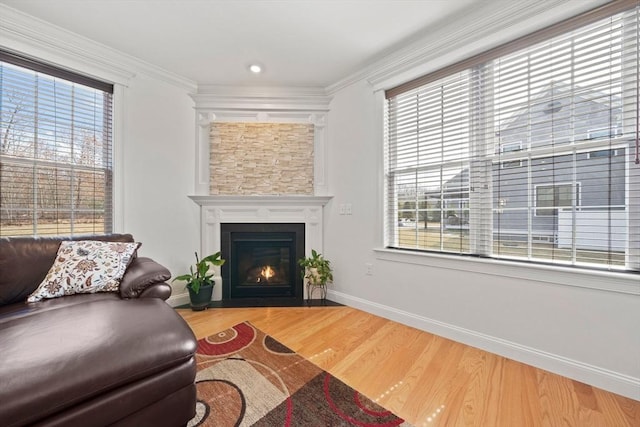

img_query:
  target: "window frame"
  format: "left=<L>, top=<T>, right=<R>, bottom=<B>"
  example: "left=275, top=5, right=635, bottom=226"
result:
left=499, top=141, right=524, bottom=169
left=0, top=50, right=115, bottom=237
left=382, top=0, right=640, bottom=275
left=533, top=182, right=582, bottom=217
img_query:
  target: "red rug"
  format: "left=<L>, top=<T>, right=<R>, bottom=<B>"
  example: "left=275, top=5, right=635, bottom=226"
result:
left=188, top=321, right=411, bottom=426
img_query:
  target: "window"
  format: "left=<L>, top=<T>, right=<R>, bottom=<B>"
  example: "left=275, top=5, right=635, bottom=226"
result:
left=385, top=2, right=640, bottom=272
left=587, top=148, right=619, bottom=158
left=535, top=183, right=580, bottom=217
left=0, top=51, right=114, bottom=237
left=500, top=142, right=523, bottom=153
left=587, top=127, right=622, bottom=139
left=500, top=142, right=523, bottom=168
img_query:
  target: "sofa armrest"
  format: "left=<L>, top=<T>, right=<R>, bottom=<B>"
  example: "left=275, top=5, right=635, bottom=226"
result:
left=138, top=283, right=172, bottom=300
left=120, top=257, right=171, bottom=300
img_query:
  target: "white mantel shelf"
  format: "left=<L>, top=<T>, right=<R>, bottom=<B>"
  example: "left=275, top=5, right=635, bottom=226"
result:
left=189, top=195, right=332, bottom=207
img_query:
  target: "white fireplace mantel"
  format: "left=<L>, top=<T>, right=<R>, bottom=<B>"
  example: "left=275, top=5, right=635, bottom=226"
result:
left=189, top=195, right=332, bottom=300
left=189, top=195, right=332, bottom=208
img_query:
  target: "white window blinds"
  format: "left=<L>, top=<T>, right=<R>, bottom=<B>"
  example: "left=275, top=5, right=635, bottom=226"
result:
left=0, top=51, right=114, bottom=237
left=385, top=1, right=640, bottom=272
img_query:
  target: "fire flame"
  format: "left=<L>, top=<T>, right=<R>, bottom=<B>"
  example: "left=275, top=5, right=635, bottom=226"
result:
left=261, top=266, right=275, bottom=280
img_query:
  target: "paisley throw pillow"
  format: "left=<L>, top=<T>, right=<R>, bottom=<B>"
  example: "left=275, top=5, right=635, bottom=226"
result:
left=27, top=240, right=140, bottom=302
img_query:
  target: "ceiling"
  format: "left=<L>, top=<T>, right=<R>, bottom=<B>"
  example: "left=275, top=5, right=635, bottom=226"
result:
left=0, top=0, right=480, bottom=88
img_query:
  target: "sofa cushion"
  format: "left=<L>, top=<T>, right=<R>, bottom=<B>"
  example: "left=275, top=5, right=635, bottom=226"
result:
left=0, top=234, right=135, bottom=307
left=0, top=297, right=196, bottom=426
left=27, top=240, right=140, bottom=302
left=0, top=292, right=121, bottom=324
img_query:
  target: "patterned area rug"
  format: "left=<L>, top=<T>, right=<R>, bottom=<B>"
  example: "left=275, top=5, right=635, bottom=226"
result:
left=188, top=321, right=411, bottom=426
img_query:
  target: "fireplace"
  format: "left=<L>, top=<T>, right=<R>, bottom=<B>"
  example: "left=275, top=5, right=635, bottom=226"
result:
left=220, top=223, right=304, bottom=301
left=187, top=195, right=331, bottom=306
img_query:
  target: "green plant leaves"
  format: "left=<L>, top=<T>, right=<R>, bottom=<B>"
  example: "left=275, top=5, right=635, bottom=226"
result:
left=172, top=251, right=225, bottom=293
left=298, top=250, right=333, bottom=284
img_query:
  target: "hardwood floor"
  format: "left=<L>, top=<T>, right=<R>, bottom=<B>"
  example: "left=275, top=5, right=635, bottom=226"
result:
left=177, top=305, right=639, bottom=426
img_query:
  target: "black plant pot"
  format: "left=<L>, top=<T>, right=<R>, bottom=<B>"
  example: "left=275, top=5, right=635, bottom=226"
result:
left=188, top=283, right=214, bottom=311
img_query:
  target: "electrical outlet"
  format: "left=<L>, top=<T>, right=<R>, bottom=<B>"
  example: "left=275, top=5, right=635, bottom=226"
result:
left=365, top=263, right=373, bottom=275
left=339, top=204, right=345, bottom=215
left=345, top=204, right=352, bottom=215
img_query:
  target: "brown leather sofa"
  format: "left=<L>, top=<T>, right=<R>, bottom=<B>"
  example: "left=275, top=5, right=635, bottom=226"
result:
left=0, top=234, right=197, bottom=427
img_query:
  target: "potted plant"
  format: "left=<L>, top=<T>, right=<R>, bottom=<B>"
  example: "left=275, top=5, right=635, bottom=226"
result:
left=298, top=249, right=333, bottom=287
left=173, top=251, right=225, bottom=311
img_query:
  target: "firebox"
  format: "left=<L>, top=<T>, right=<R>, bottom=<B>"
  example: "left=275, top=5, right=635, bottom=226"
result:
left=220, top=223, right=304, bottom=300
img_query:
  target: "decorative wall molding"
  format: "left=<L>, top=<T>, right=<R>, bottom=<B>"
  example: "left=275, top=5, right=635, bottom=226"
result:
left=191, top=85, right=332, bottom=111
left=0, top=3, right=197, bottom=90
left=198, top=85, right=328, bottom=96
left=191, top=86, right=332, bottom=196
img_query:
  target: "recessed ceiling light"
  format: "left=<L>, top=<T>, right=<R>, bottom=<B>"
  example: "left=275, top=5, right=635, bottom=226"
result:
left=249, top=64, right=262, bottom=73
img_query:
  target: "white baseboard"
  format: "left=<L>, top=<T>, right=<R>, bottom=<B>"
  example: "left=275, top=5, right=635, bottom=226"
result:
left=327, top=289, right=640, bottom=401
left=167, top=291, right=190, bottom=307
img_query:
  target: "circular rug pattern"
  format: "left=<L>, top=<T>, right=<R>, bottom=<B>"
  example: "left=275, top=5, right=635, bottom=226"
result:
left=196, top=322, right=256, bottom=357
left=189, top=322, right=410, bottom=427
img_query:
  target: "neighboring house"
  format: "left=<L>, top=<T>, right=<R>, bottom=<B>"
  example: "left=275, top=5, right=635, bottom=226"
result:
left=444, top=82, right=629, bottom=251
left=441, top=168, right=469, bottom=227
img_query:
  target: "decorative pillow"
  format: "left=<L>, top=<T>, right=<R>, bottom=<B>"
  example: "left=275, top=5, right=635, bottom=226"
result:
left=27, top=240, right=141, bottom=303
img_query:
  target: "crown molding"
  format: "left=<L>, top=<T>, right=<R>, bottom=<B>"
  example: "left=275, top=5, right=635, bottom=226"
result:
left=0, top=4, right=196, bottom=91
left=325, top=0, right=608, bottom=94
left=197, top=84, right=328, bottom=97
left=191, top=85, right=332, bottom=112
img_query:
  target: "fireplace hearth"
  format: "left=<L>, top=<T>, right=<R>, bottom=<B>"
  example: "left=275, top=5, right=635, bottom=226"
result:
left=220, top=223, right=304, bottom=301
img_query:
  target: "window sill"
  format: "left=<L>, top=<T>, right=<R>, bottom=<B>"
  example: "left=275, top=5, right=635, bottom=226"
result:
left=374, top=248, right=640, bottom=295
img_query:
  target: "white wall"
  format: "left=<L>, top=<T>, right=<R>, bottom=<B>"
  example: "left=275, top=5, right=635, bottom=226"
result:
left=324, top=62, right=640, bottom=402
left=120, top=75, right=200, bottom=299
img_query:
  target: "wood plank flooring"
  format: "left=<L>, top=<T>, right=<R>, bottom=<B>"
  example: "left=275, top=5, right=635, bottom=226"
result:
left=177, top=305, right=639, bottom=427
